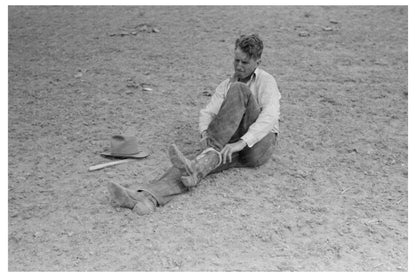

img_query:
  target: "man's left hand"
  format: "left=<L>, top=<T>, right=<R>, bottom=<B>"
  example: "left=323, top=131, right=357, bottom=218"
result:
left=220, top=140, right=247, bottom=164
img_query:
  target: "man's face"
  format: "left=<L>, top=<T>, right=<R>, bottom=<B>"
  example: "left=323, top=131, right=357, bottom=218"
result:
left=233, top=47, right=260, bottom=80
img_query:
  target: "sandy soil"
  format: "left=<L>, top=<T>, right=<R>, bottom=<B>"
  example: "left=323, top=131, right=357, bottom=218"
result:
left=8, top=6, right=407, bottom=271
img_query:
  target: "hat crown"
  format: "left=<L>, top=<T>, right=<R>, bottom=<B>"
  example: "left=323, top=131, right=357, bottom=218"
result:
left=110, top=135, right=139, bottom=155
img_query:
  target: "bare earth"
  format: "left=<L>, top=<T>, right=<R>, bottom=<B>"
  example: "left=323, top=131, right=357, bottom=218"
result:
left=8, top=6, right=408, bottom=271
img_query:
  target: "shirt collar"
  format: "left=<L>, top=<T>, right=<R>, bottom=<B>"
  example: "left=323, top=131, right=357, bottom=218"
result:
left=252, top=67, right=259, bottom=80
left=246, top=67, right=259, bottom=85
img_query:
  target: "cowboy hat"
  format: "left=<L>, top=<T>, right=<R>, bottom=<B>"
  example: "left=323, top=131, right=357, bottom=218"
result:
left=100, top=135, right=150, bottom=158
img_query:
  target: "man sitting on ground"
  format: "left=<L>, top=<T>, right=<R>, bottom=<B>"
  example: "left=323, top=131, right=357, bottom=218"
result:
left=107, top=33, right=281, bottom=215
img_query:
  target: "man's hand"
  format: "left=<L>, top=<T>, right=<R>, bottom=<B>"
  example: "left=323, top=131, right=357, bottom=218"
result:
left=220, top=140, right=247, bottom=164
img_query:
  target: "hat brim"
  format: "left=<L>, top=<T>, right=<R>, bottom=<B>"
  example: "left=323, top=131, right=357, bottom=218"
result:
left=100, top=150, right=150, bottom=159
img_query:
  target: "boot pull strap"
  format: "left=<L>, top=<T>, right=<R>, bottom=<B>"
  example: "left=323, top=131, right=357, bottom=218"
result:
left=200, top=147, right=222, bottom=168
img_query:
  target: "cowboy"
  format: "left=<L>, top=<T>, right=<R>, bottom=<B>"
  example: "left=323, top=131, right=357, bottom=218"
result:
left=107, top=34, right=281, bottom=215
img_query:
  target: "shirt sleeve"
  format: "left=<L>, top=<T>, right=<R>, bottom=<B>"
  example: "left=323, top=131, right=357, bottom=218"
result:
left=240, top=75, right=281, bottom=147
left=199, top=79, right=229, bottom=133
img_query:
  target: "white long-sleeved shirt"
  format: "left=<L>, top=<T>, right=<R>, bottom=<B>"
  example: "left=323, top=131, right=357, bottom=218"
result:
left=199, top=67, right=281, bottom=148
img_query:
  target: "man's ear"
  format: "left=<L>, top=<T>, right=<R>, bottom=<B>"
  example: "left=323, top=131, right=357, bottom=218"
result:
left=256, top=59, right=262, bottom=66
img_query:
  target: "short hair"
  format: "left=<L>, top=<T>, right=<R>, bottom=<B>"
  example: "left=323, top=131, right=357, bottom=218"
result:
left=235, top=34, right=263, bottom=60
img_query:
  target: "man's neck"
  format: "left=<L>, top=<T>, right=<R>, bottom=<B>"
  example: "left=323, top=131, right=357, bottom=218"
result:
left=238, top=69, right=256, bottom=83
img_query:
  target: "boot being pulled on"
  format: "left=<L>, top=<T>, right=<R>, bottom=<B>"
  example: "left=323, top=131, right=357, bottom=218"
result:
left=107, top=182, right=157, bottom=215
left=168, top=144, right=222, bottom=187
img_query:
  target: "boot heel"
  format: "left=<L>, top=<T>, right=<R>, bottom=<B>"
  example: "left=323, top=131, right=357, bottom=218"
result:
left=181, top=175, right=198, bottom=187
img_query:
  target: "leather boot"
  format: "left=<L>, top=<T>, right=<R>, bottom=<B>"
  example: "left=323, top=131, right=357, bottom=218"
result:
left=107, top=182, right=157, bottom=215
left=168, top=144, right=222, bottom=187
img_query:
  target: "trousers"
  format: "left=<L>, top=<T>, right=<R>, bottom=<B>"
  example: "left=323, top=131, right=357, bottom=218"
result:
left=138, top=82, right=277, bottom=205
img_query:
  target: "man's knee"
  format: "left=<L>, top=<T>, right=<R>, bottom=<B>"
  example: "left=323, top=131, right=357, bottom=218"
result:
left=227, top=82, right=251, bottom=98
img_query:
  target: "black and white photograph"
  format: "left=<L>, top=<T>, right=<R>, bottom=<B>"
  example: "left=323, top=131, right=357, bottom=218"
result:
left=6, top=3, right=410, bottom=272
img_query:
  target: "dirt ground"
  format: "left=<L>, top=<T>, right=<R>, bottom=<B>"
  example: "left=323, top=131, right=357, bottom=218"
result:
left=8, top=6, right=408, bottom=271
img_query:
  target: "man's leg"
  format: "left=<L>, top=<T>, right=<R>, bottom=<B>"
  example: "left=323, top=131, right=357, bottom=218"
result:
left=203, top=82, right=263, bottom=173
left=107, top=166, right=190, bottom=214
left=135, top=166, right=190, bottom=206
left=206, top=82, right=261, bottom=150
